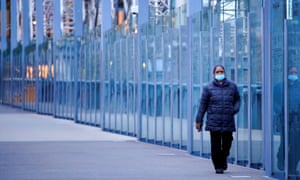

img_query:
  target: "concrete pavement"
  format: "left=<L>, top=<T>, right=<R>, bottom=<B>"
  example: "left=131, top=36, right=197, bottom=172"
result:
left=0, top=105, right=275, bottom=180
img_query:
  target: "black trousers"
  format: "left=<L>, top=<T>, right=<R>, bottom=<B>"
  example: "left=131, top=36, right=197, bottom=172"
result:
left=210, top=131, right=233, bottom=170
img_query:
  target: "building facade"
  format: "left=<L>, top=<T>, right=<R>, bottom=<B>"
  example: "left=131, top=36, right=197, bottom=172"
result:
left=1, top=0, right=300, bottom=179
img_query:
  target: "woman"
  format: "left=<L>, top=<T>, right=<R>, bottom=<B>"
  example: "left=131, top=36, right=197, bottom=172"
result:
left=195, top=65, right=241, bottom=174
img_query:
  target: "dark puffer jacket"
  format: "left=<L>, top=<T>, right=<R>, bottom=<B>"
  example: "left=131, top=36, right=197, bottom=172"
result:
left=196, top=78, right=241, bottom=132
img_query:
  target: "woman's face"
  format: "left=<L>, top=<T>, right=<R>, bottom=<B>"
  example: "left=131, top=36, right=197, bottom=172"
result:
left=214, top=66, right=225, bottom=81
left=214, top=66, right=225, bottom=76
left=288, top=67, right=298, bottom=81
left=289, top=67, right=297, bottom=76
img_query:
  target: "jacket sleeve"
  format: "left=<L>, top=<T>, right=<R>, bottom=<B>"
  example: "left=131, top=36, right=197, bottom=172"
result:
left=273, top=83, right=283, bottom=115
left=196, top=86, right=210, bottom=123
left=273, top=83, right=284, bottom=131
left=233, top=84, right=241, bottom=114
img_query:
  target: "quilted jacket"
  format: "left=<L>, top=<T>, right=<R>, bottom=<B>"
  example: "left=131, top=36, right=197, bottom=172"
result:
left=196, top=78, right=241, bottom=132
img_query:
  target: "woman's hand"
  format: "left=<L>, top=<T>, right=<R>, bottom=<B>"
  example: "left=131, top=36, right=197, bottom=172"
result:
left=195, top=122, right=203, bottom=132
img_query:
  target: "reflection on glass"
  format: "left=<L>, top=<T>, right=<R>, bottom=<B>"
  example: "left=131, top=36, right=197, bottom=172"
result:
left=287, top=66, right=300, bottom=176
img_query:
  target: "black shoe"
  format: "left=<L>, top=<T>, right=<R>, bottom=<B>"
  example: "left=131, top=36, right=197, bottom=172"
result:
left=215, top=169, right=224, bottom=174
left=223, top=162, right=228, bottom=171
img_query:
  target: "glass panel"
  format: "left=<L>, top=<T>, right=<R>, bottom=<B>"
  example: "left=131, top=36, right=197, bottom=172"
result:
left=86, top=39, right=92, bottom=123
left=271, top=0, right=285, bottom=176
left=91, top=39, right=97, bottom=125
left=103, top=31, right=112, bottom=130
left=114, top=40, right=122, bottom=132
left=223, top=21, right=236, bottom=164
left=140, top=24, right=148, bottom=141
left=249, top=4, right=263, bottom=169
left=66, top=81, right=74, bottom=118
left=201, top=6, right=212, bottom=157
left=120, top=38, right=127, bottom=134
left=24, top=47, right=36, bottom=110
left=172, top=85, right=180, bottom=147
left=286, top=20, right=300, bottom=178
left=191, top=12, right=201, bottom=155
left=163, top=84, right=172, bottom=145
left=171, top=28, right=180, bottom=148
left=223, top=22, right=235, bottom=81
left=48, top=43, right=54, bottom=114
left=163, top=31, right=172, bottom=145
left=69, top=44, right=75, bottom=119
left=54, top=40, right=61, bottom=117
left=236, top=16, right=249, bottom=166
left=111, top=39, right=118, bottom=131
left=147, top=34, right=155, bottom=142
left=78, top=38, right=85, bottom=123
left=155, top=34, right=163, bottom=144
left=150, top=49, right=156, bottom=141
left=180, top=25, right=188, bottom=149
left=95, top=38, right=102, bottom=126
left=106, top=31, right=118, bottom=131
left=54, top=39, right=75, bottom=119
left=212, top=4, right=221, bottom=66
left=12, top=48, right=22, bottom=108
left=85, top=38, right=92, bottom=124
left=127, top=35, right=138, bottom=136
left=37, top=41, right=54, bottom=114
left=77, top=34, right=101, bottom=125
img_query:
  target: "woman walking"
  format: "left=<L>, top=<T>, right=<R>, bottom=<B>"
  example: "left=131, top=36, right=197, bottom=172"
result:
left=195, top=65, right=241, bottom=174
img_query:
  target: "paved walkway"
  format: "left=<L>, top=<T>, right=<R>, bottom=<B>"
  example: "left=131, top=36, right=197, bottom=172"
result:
left=0, top=105, right=275, bottom=180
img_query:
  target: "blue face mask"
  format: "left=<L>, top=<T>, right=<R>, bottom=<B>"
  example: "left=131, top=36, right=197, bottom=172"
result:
left=215, top=74, right=225, bottom=81
left=288, top=75, right=298, bottom=81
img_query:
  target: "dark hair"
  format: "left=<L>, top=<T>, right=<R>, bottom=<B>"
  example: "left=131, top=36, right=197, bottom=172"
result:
left=213, top=65, right=225, bottom=73
left=288, top=65, right=297, bottom=71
